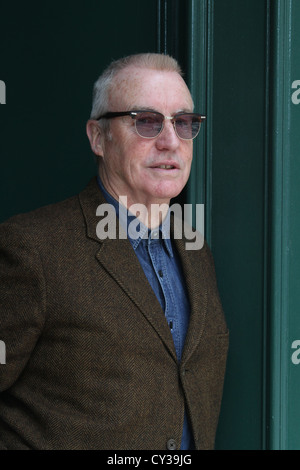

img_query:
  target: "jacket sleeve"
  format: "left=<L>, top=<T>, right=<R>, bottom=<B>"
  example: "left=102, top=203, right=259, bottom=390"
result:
left=0, top=221, right=46, bottom=391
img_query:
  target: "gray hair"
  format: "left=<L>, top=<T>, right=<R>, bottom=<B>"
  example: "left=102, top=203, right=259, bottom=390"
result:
left=90, top=53, right=183, bottom=122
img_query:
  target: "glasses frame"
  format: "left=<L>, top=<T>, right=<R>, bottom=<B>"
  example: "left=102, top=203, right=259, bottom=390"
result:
left=96, top=110, right=206, bottom=140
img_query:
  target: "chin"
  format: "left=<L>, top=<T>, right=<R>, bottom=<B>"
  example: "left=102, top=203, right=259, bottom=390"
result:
left=152, top=185, right=185, bottom=202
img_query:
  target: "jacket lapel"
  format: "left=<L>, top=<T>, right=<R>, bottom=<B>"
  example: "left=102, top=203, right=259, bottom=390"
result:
left=173, top=227, right=208, bottom=366
left=79, top=178, right=177, bottom=362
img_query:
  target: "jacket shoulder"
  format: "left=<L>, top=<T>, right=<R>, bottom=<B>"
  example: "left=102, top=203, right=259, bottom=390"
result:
left=2, top=194, right=80, bottom=229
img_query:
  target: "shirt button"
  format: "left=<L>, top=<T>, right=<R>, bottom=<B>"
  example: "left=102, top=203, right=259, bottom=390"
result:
left=158, top=270, right=163, bottom=277
left=167, top=438, right=177, bottom=450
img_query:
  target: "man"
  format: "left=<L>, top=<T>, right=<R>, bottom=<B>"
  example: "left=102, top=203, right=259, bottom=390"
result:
left=0, top=53, right=228, bottom=450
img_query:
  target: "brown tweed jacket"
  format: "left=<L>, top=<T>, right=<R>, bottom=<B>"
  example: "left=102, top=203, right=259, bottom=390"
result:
left=0, top=177, right=228, bottom=450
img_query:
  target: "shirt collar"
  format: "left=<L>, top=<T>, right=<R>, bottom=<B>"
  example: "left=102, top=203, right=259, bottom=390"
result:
left=97, top=176, right=173, bottom=257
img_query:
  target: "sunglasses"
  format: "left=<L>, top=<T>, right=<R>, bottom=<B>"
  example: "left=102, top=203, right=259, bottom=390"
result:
left=96, top=110, right=206, bottom=140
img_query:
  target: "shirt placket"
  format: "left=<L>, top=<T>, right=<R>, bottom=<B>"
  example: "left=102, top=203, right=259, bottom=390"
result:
left=147, top=233, right=181, bottom=360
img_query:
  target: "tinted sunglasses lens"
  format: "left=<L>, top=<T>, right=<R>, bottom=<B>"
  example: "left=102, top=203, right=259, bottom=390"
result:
left=135, top=112, right=163, bottom=138
left=174, top=115, right=201, bottom=139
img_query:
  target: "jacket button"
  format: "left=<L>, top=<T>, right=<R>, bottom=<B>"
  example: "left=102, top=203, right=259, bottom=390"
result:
left=167, top=438, right=177, bottom=450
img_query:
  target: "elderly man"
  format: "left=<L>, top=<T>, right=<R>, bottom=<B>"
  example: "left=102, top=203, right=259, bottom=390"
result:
left=0, top=53, right=228, bottom=450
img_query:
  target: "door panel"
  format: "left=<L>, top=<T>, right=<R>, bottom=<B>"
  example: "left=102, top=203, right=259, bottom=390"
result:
left=0, top=1, right=157, bottom=222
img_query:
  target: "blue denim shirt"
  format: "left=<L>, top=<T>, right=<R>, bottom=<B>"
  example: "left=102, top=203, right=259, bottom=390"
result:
left=97, top=177, right=194, bottom=450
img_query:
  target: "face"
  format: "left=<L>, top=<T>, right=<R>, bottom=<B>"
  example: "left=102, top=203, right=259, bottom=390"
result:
left=87, top=66, right=194, bottom=209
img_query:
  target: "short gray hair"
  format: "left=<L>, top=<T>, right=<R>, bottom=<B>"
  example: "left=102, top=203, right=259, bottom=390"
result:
left=90, top=53, right=183, bottom=121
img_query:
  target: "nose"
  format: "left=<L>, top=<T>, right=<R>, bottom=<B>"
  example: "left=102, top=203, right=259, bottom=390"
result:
left=155, top=118, right=180, bottom=151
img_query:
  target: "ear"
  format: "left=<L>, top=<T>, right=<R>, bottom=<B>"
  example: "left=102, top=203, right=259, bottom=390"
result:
left=86, top=120, right=105, bottom=157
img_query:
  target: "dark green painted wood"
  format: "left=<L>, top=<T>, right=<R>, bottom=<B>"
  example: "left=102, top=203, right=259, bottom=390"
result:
left=0, top=0, right=157, bottom=223
left=269, top=0, right=300, bottom=450
left=203, top=0, right=269, bottom=449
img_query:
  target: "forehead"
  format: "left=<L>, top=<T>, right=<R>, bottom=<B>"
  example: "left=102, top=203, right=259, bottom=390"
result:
left=108, top=66, right=194, bottom=112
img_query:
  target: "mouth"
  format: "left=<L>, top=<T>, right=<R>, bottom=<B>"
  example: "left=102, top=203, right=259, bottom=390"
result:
left=156, top=164, right=176, bottom=169
left=149, top=161, right=180, bottom=170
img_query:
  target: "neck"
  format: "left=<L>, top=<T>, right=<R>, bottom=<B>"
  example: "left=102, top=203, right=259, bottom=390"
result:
left=98, top=170, right=170, bottom=229
left=118, top=195, right=169, bottom=229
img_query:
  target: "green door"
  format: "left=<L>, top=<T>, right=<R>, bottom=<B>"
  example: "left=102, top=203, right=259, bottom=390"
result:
left=268, top=0, right=300, bottom=450
left=185, top=0, right=300, bottom=450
